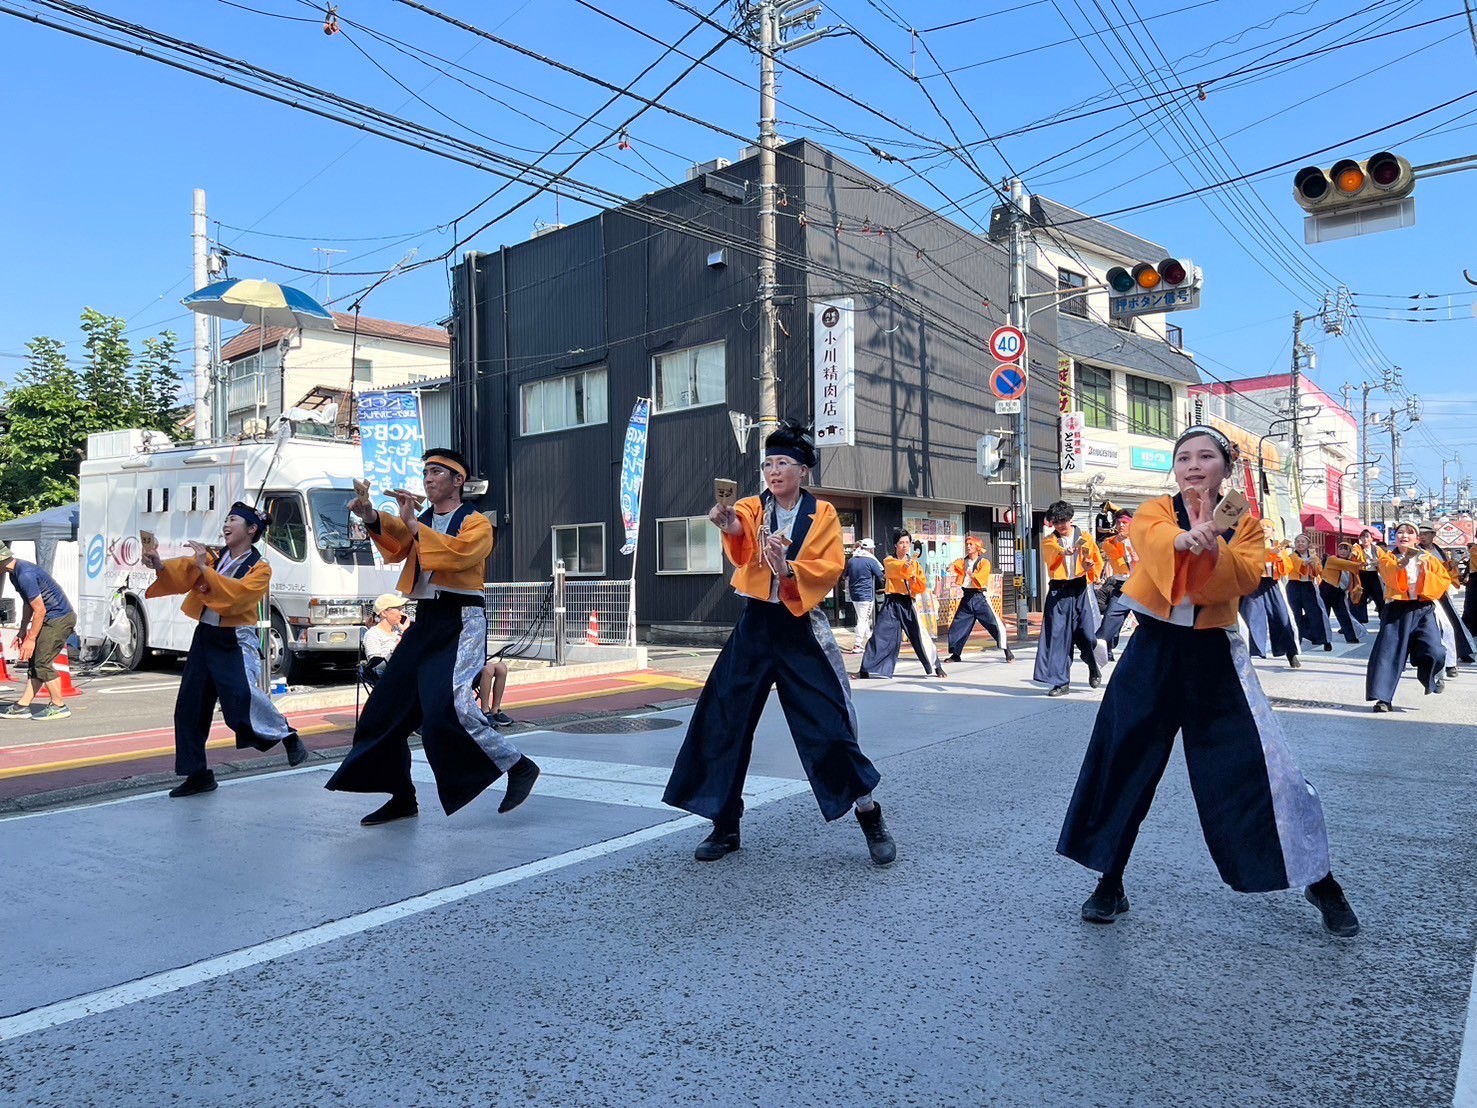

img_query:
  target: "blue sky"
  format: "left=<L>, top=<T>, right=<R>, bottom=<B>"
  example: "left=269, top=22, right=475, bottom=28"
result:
left=3, top=0, right=1474, bottom=503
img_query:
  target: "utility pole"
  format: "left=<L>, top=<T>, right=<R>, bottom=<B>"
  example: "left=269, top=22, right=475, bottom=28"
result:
left=1360, top=383, right=1372, bottom=522
left=1289, top=312, right=1305, bottom=507
left=1388, top=408, right=1401, bottom=516
left=1007, top=177, right=1035, bottom=641
left=192, top=188, right=211, bottom=443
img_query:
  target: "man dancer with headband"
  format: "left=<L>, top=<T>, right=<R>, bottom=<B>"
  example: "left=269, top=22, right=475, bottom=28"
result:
left=142, top=502, right=307, bottom=797
left=328, top=448, right=539, bottom=825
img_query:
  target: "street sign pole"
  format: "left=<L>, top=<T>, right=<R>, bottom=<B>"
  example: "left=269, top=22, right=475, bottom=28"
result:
left=1006, top=178, right=1034, bottom=644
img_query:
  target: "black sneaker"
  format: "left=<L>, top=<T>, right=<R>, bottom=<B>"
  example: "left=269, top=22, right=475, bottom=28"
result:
left=169, top=771, right=218, bottom=798
left=490, top=710, right=514, bottom=726
left=693, top=825, right=740, bottom=862
left=1003, top=648, right=1015, bottom=663
left=361, top=794, right=418, bottom=826
left=284, top=734, right=309, bottom=767
left=1305, top=878, right=1360, bottom=937
left=1323, top=642, right=1334, bottom=652
left=946, top=653, right=962, bottom=663
left=1081, top=876, right=1130, bottom=923
left=932, top=665, right=947, bottom=678
left=1288, top=655, right=1302, bottom=669
left=498, top=755, right=540, bottom=813
left=1089, top=674, right=1102, bottom=689
left=1047, top=685, right=1069, bottom=697
left=1446, top=667, right=1459, bottom=679
left=1372, top=700, right=1392, bottom=713
left=855, top=802, right=896, bottom=866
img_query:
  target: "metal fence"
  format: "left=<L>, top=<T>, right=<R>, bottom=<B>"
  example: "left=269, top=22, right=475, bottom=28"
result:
left=483, top=564, right=634, bottom=664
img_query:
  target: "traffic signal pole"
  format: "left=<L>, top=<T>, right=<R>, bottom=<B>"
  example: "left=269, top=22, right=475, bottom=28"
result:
left=1006, top=178, right=1034, bottom=643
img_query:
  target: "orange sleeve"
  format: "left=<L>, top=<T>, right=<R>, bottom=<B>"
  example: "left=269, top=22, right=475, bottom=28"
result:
left=908, top=561, right=928, bottom=596
left=417, top=510, right=494, bottom=572
left=779, top=501, right=844, bottom=614
left=143, top=555, right=202, bottom=599
left=1042, top=533, right=1066, bottom=575
left=196, top=560, right=272, bottom=618
left=721, top=497, right=762, bottom=568
left=367, top=511, right=415, bottom=565
left=1186, top=514, right=1265, bottom=605
left=1082, top=537, right=1104, bottom=584
left=1128, top=498, right=1189, bottom=606
left=949, top=558, right=966, bottom=585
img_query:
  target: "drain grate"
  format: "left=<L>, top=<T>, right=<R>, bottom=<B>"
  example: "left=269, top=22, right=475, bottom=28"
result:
left=552, top=717, right=684, bottom=734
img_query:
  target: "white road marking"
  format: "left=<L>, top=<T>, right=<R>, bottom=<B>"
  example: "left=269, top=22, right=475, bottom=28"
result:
left=1455, top=957, right=1477, bottom=1106
left=0, top=754, right=813, bottom=1041
left=93, top=681, right=181, bottom=695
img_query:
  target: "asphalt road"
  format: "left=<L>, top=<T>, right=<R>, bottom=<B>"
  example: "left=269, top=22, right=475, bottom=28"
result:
left=1, top=639, right=1474, bottom=1107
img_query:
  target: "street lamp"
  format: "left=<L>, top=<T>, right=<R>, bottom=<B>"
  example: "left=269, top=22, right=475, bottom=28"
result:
left=1340, top=456, right=1383, bottom=536
left=1258, top=408, right=1322, bottom=497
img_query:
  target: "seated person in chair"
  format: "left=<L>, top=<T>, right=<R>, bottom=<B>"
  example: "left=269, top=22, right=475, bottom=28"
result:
left=362, top=593, right=409, bottom=681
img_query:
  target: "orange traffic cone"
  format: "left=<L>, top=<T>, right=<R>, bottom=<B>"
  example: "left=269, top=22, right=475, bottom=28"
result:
left=55, top=645, right=82, bottom=698
left=0, top=650, right=12, bottom=684
left=586, top=611, right=600, bottom=646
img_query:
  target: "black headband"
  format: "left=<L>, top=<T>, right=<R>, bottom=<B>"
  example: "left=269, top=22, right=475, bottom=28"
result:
left=228, top=501, right=268, bottom=533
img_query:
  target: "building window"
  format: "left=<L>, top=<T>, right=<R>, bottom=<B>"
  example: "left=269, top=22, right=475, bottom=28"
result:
left=1126, top=375, right=1174, bottom=440
left=1077, top=365, right=1114, bottom=430
left=656, top=517, right=724, bottom=574
left=353, top=358, right=373, bottom=384
left=553, top=523, right=605, bottom=577
left=1110, top=314, right=1135, bottom=333
left=1165, top=323, right=1183, bottom=350
left=1057, top=268, right=1088, bottom=318
left=653, top=341, right=725, bottom=414
left=521, top=367, right=608, bottom=435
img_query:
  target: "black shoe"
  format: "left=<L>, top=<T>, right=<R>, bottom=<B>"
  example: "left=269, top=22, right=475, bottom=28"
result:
left=284, top=734, right=309, bottom=767
left=1305, top=878, right=1360, bottom=937
left=1324, top=643, right=1334, bottom=652
left=490, top=710, right=514, bottom=726
left=1433, top=677, right=1446, bottom=695
left=1081, top=876, right=1130, bottom=923
left=1288, top=655, right=1302, bottom=669
left=1003, top=648, right=1015, bottom=663
left=1373, top=700, right=1392, bottom=713
left=1047, top=684, right=1069, bottom=697
left=1446, top=666, right=1459, bottom=679
left=1089, top=674, right=1102, bottom=689
left=169, top=771, right=217, bottom=798
left=361, top=794, right=418, bottom=826
left=1105, top=649, right=1115, bottom=662
left=855, top=671, right=869, bottom=680
left=946, top=653, right=962, bottom=664
left=855, top=802, right=896, bottom=866
left=499, top=755, right=540, bottom=813
left=693, top=825, right=740, bottom=862
left=933, top=665, right=947, bottom=678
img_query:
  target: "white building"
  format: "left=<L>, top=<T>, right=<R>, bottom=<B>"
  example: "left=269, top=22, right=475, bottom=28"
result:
left=998, top=195, right=1202, bottom=513
left=219, top=312, right=450, bottom=433
left=1190, top=375, right=1364, bottom=546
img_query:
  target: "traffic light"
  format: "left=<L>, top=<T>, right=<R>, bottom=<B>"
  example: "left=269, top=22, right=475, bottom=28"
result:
left=976, top=430, right=1013, bottom=479
left=1293, top=151, right=1413, bottom=213
left=1106, top=258, right=1198, bottom=296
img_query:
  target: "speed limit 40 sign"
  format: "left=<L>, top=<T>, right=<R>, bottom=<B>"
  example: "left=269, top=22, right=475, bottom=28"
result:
left=989, top=325, right=1026, bottom=364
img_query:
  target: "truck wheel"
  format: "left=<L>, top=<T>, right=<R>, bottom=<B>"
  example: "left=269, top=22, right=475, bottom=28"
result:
left=114, top=601, right=148, bottom=671
left=269, top=612, right=307, bottom=684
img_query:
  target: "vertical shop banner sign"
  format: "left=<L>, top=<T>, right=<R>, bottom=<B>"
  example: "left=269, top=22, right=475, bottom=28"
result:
left=618, top=398, right=650, bottom=556
left=1060, top=411, right=1086, bottom=475
left=1058, top=355, right=1072, bottom=414
left=359, top=391, right=425, bottom=516
left=814, top=298, right=856, bottom=447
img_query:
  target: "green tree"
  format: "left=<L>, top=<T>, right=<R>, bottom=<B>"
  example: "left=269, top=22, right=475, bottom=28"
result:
left=0, top=313, right=185, bottom=519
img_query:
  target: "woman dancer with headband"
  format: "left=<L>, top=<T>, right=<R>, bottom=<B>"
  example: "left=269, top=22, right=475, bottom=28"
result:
left=1058, top=425, right=1359, bottom=938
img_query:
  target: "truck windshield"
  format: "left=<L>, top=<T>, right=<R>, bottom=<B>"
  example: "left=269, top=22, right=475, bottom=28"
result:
left=309, top=488, right=375, bottom=566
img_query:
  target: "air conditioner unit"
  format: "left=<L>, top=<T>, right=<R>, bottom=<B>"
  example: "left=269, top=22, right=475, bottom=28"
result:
left=686, top=157, right=731, bottom=181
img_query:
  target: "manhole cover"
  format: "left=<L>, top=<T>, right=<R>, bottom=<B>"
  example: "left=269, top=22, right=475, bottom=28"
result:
left=552, top=717, right=683, bottom=734
left=1268, top=697, right=1344, bottom=711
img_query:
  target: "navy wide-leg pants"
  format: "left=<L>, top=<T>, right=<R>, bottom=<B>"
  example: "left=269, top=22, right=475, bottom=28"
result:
left=175, top=624, right=297, bottom=777
left=1319, top=582, right=1365, bottom=643
left=947, top=590, right=1005, bottom=656
left=1286, top=580, right=1331, bottom=646
left=1240, top=577, right=1299, bottom=661
left=664, top=599, right=881, bottom=825
left=1366, top=600, right=1444, bottom=704
left=859, top=594, right=938, bottom=678
left=1034, top=578, right=1101, bottom=688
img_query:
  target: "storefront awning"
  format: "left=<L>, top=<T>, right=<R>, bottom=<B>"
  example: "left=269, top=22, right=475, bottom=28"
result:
left=1300, top=506, right=1370, bottom=536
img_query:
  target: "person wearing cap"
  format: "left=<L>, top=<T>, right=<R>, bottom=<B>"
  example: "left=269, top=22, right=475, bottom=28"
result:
left=0, top=542, right=77, bottom=721
left=663, top=420, right=896, bottom=867
left=363, top=593, right=409, bottom=668
left=1240, top=521, right=1301, bottom=670
left=329, top=448, right=539, bottom=826
left=842, top=538, right=884, bottom=654
left=1417, top=524, right=1475, bottom=670
left=1366, top=522, right=1452, bottom=711
left=944, top=535, right=1013, bottom=663
left=1035, top=500, right=1105, bottom=696
left=1095, top=510, right=1137, bottom=661
left=141, top=502, right=307, bottom=797
left=1058, top=425, right=1359, bottom=938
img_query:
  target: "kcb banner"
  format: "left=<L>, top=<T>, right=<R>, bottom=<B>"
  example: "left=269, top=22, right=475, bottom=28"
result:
left=619, top=398, right=650, bottom=556
left=359, top=392, right=426, bottom=516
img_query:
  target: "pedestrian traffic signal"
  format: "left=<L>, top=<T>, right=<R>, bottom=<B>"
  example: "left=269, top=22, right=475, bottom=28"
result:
left=1293, top=151, right=1414, bottom=213
left=1105, top=258, right=1198, bottom=296
left=976, top=429, right=1013, bottom=479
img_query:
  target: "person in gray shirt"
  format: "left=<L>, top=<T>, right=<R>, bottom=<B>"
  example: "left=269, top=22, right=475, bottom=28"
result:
left=842, top=538, right=884, bottom=654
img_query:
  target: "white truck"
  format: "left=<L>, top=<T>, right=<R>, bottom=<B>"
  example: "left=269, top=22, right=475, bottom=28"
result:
left=77, top=428, right=397, bottom=680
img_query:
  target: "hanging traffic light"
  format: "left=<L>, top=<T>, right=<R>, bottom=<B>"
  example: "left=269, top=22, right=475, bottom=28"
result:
left=1293, top=151, right=1414, bottom=213
left=1105, top=258, right=1201, bottom=320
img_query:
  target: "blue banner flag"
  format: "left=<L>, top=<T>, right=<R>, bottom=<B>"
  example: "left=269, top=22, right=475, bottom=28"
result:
left=618, top=398, right=650, bottom=556
left=359, top=391, right=425, bottom=517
